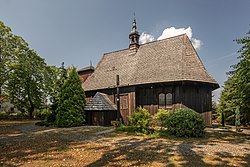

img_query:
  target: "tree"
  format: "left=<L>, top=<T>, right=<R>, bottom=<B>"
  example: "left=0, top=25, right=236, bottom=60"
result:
left=55, top=67, right=86, bottom=127
left=50, top=62, right=67, bottom=111
left=0, top=21, right=54, bottom=119
left=7, top=48, right=50, bottom=118
left=45, top=63, right=67, bottom=123
left=219, top=27, right=250, bottom=125
left=0, top=21, right=24, bottom=98
left=218, top=76, right=239, bottom=125
left=234, top=28, right=250, bottom=125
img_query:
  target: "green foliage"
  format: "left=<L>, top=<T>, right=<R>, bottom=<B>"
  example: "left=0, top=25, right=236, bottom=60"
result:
left=55, top=67, right=86, bottom=127
left=166, top=108, right=205, bottom=137
left=0, top=21, right=18, bottom=97
left=39, top=108, right=52, bottom=120
left=212, top=101, right=219, bottom=121
left=219, top=27, right=250, bottom=125
left=218, top=77, right=239, bottom=125
left=0, top=111, right=29, bottom=120
left=47, top=63, right=67, bottom=123
left=7, top=48, right=49, bottom=118
left=0, top=21, right=54, bottom=119
left=111, top=120, right=122, bottom=127
left=129, top=106, right=150, bottom=133
left=155, top=109, right=171, bottom=129
left=0, top=112, right=9, bottom=119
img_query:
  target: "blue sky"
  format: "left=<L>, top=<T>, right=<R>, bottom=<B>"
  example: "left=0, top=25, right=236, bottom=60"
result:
left=1, top=0, right=250, bottom=102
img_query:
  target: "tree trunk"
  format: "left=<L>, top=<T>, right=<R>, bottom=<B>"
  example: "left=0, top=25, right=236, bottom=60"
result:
left=28, top=97, right=34, bottom=119
left=221, top=112, right=225, bottom=127
left=29, top=110, right=33, bottom=119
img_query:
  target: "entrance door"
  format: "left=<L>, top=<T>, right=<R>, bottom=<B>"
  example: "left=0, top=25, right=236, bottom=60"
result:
left=92, top=111, right=104, bottom=126
left=120, top=95, right=129, bottom=124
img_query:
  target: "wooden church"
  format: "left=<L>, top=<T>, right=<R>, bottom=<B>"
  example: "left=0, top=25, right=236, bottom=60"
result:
left=80, top=19, right=219, bottom=126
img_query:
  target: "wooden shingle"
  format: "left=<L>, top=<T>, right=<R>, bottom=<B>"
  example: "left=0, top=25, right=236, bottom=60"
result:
left=84, top=92, right=117, bottom=111
left=83, top=34, right=218, bottom=91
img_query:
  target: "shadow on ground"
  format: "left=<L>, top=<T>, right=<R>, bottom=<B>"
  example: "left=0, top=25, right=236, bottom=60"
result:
left=0, top=121, right=249, bottom=167
left=86, top=129, right=250, bottom=167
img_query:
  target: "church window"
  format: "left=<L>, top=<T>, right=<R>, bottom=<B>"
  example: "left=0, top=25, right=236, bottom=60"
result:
left=166, top=93, right=173, bottom=105
left=158, top=93, right=165, bottom=107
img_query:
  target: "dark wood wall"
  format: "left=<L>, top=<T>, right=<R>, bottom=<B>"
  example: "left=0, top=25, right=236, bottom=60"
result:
left=84, top=81, right=213, bottom=126
left=85, top=86, right=136, bottom=125
left=135, top=82, right=213, bottom=114
left=85, top=110, right=117, bottom=126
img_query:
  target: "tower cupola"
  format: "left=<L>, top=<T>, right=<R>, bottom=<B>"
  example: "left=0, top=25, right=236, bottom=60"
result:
left=129, top=17, right=140, bottom=51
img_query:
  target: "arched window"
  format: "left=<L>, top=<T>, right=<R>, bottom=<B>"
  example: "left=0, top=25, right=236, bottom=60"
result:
left=166, top=93, right=173, bottom=105
left=158, top=93, right=165, bottom=107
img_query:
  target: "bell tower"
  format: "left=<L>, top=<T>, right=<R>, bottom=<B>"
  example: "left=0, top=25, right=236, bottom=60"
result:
left=129, top=17, right=140, bottom=52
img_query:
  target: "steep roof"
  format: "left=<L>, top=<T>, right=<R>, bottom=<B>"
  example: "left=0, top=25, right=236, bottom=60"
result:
left=84, top=92, right=117, bottom=111
left=83, top=34, right=219, bottom=91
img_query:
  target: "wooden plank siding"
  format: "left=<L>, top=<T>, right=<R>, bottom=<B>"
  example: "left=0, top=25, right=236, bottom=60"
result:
left=84, top=82, right=213, bottom=126
left=135, top=82, right=213, bottom=126
left=85, top=86, right=136, bottom=125
left=85, top=110, right=117, bottom=126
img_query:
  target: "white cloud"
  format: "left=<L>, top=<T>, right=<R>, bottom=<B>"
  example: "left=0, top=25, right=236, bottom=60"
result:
left=139, top=26, right=202, bottom=49
left=139, top=32, right=155, bottom=44
left=191, top=38, right=202, bottom=50
left=157, top=27, right=192, bottom=40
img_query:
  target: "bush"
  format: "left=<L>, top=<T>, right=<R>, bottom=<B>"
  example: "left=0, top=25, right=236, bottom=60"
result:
left=155, top=109, right=171, bottom=129
left=0, top=112, right=29, bottom=120
left=111, top=120, right=122, bottom=127
left=0, top=111, right=9, bottom=119
left=41, top=108, right=52, bottom=120
left=47, top=111, right=57, bottom=123
left=166, top=108, right=205, bottom=137
left=129, top=106, right=150, bottom=133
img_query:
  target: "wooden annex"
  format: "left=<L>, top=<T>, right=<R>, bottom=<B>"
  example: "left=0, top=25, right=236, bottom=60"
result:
left=80, top=19, right=219, bottom=126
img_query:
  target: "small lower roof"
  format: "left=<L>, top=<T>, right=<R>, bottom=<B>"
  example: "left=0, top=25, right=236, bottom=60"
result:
left=84, top=92, right=117, bottom=111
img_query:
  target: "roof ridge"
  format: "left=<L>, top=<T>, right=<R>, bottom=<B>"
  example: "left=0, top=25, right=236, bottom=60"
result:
left=103, top=48, right=129, bottom=56
left=103, top=34, right=187, bottom=55
left=140, top=33, right=187, bottom=47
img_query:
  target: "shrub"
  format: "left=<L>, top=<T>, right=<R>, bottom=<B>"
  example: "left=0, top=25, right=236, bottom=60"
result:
left=155, top=109, right=171, bottom=129
left=0, top=111, right=9, bottom=119
left=38, top=108, right=52, bottom=120
left=129, top=106, right=150, bottom=133
left=47, top=111, right=57, bottom=123
left=166, top=108, right=205, bottom=137
left=0, top=112, right=29, bottom=120
left=111, top=120, right=122, bottom=127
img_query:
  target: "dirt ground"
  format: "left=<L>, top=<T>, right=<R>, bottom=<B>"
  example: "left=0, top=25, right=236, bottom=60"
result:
left=0, top=121, right=249, bottom=167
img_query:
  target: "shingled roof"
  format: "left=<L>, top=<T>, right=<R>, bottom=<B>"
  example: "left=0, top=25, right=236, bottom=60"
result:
left=84, top=92, right=117, bottom=111
left=83, top=34, right=219, bottom=91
